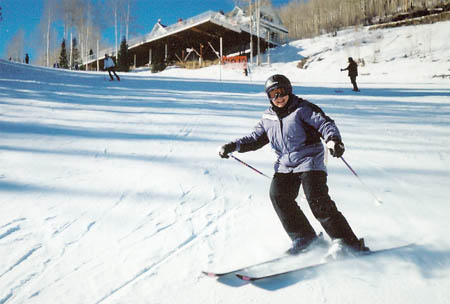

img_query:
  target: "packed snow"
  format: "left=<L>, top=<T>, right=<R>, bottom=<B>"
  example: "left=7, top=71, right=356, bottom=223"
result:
left=1, top=20, right=449, bottom=304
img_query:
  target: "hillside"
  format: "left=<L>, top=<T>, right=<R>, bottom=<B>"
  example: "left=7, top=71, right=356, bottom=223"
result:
left=160, top=20, right=450, bottom=84
left=0, top=20, right=449, bottom=304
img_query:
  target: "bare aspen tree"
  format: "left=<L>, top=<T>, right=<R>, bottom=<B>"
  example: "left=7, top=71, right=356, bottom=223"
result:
left=39, top=0, right=58, bottom=67
left=75, top=0, right=88, bottom=67
left=249, top=0, right=254, bottom=65
left=114, top=0, right=118, bottom=59
left=78, top=1, right=85, bottom=67
left=256, top=0, right=260, bottom=65
left=106, top=0, right=125, bottom=60
left=125, top=0, right=131, bottom=42
left=84, top=0, right=93, bottom=66
left=46, top=3, right=52, bottom=66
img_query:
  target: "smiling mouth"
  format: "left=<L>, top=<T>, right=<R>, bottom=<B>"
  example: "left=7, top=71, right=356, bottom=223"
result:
left=275, top=97, right=287, bottom=103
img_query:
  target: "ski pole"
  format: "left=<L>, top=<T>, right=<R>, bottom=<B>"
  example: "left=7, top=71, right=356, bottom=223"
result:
left=340, top=156, right=383, bottom=206
left=230, top=154, right=271, bottom=179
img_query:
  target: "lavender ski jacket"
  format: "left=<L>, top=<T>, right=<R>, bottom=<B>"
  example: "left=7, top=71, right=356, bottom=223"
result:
left=234, top=95, right=341, bottom=173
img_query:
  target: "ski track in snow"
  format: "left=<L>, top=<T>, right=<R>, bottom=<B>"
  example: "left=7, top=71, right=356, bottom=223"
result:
left=94, top=195, right=234, bottom=303
left=0, top=245, right=42, bottom=280
left=0, top=226, right=21, bottom=241
left=92, top=166, right=248, bottom=302
left=20, top=192, right=133, bottom=298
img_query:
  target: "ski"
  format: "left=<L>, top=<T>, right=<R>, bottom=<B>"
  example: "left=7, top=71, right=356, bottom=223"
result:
left=202, top=254, right=294, bottom=278
left=203, top=237, right=329, bottom=278
left=235, top=243, right=415, bottom=281
left=203, top=234, right=328, bottom=278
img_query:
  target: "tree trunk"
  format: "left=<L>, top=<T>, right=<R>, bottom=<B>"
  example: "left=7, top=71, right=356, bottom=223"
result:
left=126, top=0, right=130, bottom=42
left=256, top=0, right=260, bottom=65
left=46, top=7, right=51, bottom=67
left=70, top=30, right=73, bottom=69
left=114, top=2, right=118, bottom=60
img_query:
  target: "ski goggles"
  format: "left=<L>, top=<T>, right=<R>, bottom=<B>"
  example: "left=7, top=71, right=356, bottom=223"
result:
left=268, top=87, right=287, bottom=101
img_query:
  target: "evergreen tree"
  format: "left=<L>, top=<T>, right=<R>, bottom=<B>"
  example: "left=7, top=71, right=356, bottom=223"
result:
left=59, top=39, right=69, bottom=69
left=118, top=36, right=130, bottom=72
left=72, top=37, right=80, bottom=68
left=151, top=46, right=166, bottom=73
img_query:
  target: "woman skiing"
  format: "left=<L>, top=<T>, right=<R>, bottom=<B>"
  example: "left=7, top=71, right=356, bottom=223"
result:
left=219, top=74, right=368, bottom=257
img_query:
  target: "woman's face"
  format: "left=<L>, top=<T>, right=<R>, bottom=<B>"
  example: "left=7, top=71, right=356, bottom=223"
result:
left=269, top=87, right=289, bottom=108
left=272, top=94, right=289, bottom=108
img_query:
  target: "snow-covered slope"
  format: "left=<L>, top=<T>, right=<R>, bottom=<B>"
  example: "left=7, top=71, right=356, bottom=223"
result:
left=0, top=20, right=449, bottom=304
left=160, top=20, right=450, bottom=85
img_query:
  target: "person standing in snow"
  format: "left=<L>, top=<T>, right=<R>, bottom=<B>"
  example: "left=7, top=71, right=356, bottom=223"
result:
left=218, top=74, right=368, bottom=257
left=25, top=53, right=29, bottom=64
left=104, top=54, right=120, bottom=81
left=341, top=57, right=359, bottom=92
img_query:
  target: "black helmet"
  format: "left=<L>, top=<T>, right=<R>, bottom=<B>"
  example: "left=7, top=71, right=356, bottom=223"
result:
left=264, top=74, right=292, bottom=98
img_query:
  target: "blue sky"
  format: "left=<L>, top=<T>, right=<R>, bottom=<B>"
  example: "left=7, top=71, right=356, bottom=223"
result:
left=0, top=0, right=291, bottom=63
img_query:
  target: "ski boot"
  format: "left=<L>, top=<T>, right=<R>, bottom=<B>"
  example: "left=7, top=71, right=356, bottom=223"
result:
left=323, top=238, right=370, bottom=261
left=287, top=232, right=326, bottom=255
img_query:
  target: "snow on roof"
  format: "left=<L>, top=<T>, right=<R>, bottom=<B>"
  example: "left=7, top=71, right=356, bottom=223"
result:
left=150, top=20, right=168, bottom=36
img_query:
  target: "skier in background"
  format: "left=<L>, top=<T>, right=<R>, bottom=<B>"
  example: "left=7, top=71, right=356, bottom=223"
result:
left=341, top=57, right=359, bottom=92
left=104, top=54, right=120, bottom=81
left=218, top=74, right=368, bottom=258
left=25, top=53, right=29, bottom=64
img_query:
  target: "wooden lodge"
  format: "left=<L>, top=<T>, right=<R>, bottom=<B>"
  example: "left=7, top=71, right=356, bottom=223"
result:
left=85, top=5, right=288, bottom=71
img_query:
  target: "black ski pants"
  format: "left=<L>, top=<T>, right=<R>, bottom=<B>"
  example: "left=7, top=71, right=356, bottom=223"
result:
left=269, top=171, right=359, bottom=245
left=107, top=67, right=120, bottom=81
left=350, top=76, right=359, bottom=91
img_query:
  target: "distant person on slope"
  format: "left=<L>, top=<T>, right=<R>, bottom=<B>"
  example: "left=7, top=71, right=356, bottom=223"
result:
left=104, top=54, right=120, bottom=81
left=341, top=57, right=359, bottom=92
left=218, top=74, right=368, bottom=258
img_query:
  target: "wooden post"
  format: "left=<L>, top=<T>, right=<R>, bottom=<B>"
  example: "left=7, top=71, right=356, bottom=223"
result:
left=220, top=37, right=223, bottom=81
left=175, top=53, right=184, bottom=64
left=220, top=37, right=223, bottom=61
left=199, top=44, right=203, bottom=66
left=165, top=43, right=168, bottom=62
left=207, top=42, right=220, bottom=60
left=256, top=0, right=261, bottom=66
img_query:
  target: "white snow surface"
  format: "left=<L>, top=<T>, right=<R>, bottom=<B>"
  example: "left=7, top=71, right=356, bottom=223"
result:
left=1, top=21, right=450, bottom=304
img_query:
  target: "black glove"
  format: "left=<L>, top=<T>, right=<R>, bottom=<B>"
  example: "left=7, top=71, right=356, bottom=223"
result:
left=326, top=138, right=345, bottom=158
left=218, top=142, right=236, bottom=159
